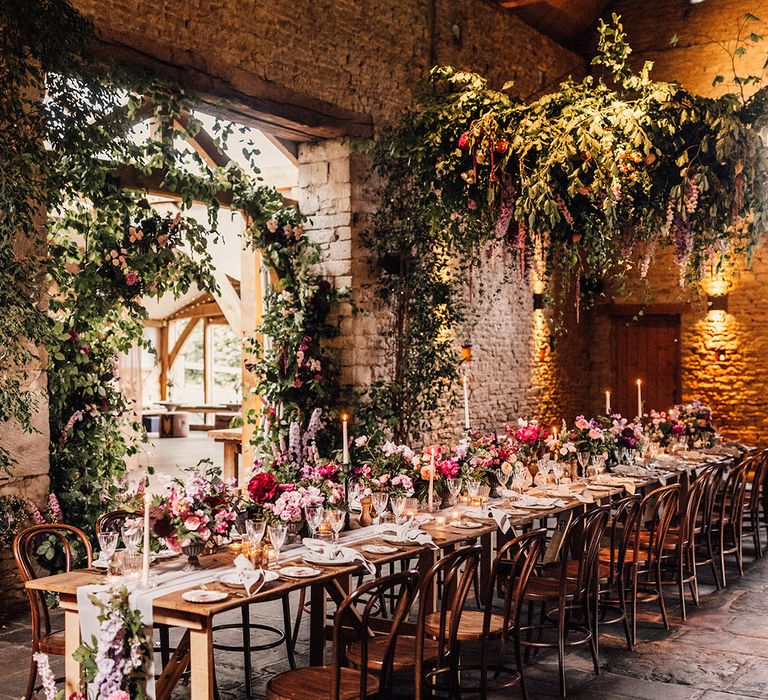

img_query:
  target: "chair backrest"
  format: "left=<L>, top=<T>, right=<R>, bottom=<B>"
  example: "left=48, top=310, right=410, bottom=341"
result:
left=718, top=461, right=749, bottom=525
left=415, top=545, right=481, bottom=670
left=746, top=451, right=768, bottom=515
left=490, top=528, right=547, bottom=634
left=603, top=495, right=642, bottom=585
left=681, top=470, right=708, bottom=545
left=636, top=484, right=680, bottom=564
left=332, top=568, right=419, bottom=700
left=13, top=524, right=93, bottom=643
left=699, top=462, right=727, bottom=532
left=96, top=509, right=139, bottom=536
left=558, top=504, right=610, bottom=598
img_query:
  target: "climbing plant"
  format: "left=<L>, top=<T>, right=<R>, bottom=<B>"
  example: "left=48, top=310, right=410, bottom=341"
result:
left=365, top=14, right=768, bottom=442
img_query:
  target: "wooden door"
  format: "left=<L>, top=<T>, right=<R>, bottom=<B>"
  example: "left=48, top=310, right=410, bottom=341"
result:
left=611, top=314, right=681, bottom=418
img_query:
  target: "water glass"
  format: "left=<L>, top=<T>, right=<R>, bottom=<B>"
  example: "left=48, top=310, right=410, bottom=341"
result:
left=245, top=519, right=266, bottom=545
left=496, top=468, right=511, bottom=489
left=478, top=485, right=491, bottom=503
left=326, top=510, right=346, bottom=542
left=97, top=531, right=118, bottom=564
left=121, top=521, right=142, bottom=556
left=465, top=480, right=481, bottom=498
left=447, top=479, right=462, bottom=504
left=371, top=492, right=389, bottom=523
left=121, top=553, right=142, bottom=581
left=304, top=505, right=325, bottom=537
left=551, top=462, right=565, bottom=485
left=390, top=496, right=406, bottom=523
left=267, top=523, right=288, bottom=567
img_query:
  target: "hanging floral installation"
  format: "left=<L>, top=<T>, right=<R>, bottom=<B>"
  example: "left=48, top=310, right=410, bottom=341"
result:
left=363, top=14, right=768, bottom=440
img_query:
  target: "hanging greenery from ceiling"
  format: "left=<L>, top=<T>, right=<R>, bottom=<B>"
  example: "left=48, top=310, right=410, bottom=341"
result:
left=365, top=14, right=768, bottom=441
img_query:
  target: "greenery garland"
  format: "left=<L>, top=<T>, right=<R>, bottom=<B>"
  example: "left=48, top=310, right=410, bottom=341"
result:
left=365, top=15, right=768, bottom=441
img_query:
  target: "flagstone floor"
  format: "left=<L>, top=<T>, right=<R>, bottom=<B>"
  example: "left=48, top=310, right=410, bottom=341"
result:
left=3, top=540, right=768, bottom=699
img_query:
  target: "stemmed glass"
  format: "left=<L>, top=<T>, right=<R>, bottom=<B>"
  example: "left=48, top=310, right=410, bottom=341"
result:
left=447, top=478, right=462, bottom=505
left=551, top=461, right=565, bottom=486
left=121, top=521, right=142, bottom=556
left=371, top=492, right=389, bottom=524
left=496, top=468, right=511, bottom=490
left=577, top=452, right=591, bottom=478
left=326, top=510, right=346, bottom=542
left=97, top=531, right=118, bottom=566
left=537, top=457, right=552, bottom=482
left=390, top=496, right=406, bottom=524
left=267, top=523, right=288, bottom=567
left=245, top=519, right=266, bottom=545
left=465, top=480, right=481, bottom=499
left=304, top=505, right=325, bottom=538
left=512, top=466, right=527, bottom=493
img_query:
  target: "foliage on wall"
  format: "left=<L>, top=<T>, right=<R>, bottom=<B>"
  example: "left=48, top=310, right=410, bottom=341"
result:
left=366, top=14, right=768, bottom=442
left=240, top=193, right=345, bottom=456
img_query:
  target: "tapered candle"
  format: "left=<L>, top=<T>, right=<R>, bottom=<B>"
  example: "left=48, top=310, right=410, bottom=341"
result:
left=605, top=390, right=611, bottom=415
left=636, top=379, right=642, bottom=419
left=462, top=374, right=470, bottom=430
left=141, top=483, right=150, bottom=587
left=342, top=414, right=349, bottom=465
left=428, top=452, right=435, bottom=512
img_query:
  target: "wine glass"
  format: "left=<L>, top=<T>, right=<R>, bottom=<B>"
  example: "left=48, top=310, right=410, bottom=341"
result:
left=245, top=519, right=266, bottom=545
left=537, top=457, right=552, bottom=482
left=267, top=523, right=288, bottom=567
left=577, top=452, right=591, bottom=478
left=97, top=531, right=118, bottom=565
left=496, top=468, right=511, bottom=490
left=551, top=462, right=565, bottom=486
left=326, top=510, right=346, bottom=542
left=121, top=521, right=142, bottom=556
left=371, top=492, right=389, bottom=523
left=466, top=480, right=481, bottom=499
left=304, top=505, right=325, bottom=538
left=512, top=466, right=527, bottom=493
left=447, top=478, right=462, bottom=504
left=390, top=496, right=406, bottom=523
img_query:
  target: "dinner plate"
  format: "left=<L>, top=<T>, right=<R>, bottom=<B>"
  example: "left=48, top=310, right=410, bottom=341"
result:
left=450, top=520, right=483, bottom=529
left=587, top=484, right=615, bottom=491
left=217, top=570, right=278, bottom=588
left=362, top=544, right=399, bottom=554
left=518, top=503, right=555, bottom=510
left=278, top=565, right=323, bottom=579
left=382, top=534, right=422, bottom=547
left=182, top=589, right=228, bottom=603
left=92, top=559, right=109, bottom=570
left=153, top=549, right=179, bottom=561
left=303, top=554, right=353, bottom=567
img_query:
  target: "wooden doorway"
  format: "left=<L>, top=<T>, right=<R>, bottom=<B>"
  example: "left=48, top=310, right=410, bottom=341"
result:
left=610, top=313, right=681, bottom=417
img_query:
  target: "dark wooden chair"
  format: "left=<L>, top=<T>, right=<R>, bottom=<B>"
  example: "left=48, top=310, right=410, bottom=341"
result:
left=266, top=569, right=419, bottom=700
left=596, top=494, right=642, bottom=649
left=629, top=484, right=680, bottom=640
left=712, top=460, right=749, bottom=586
left=520, top=505, right=611, bottom=697
left=742, top=450, right=768, bottom=558
left=692, top=463, right=727, bottom=589
left=95, top=508, right=139, bottom=536
left=14, top=524, right=93, bottom=700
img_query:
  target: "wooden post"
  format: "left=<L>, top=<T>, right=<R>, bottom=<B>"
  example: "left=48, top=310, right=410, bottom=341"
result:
left=159, top=322, right=169, bottom=401
left=203, top=318, right=213, bottom=406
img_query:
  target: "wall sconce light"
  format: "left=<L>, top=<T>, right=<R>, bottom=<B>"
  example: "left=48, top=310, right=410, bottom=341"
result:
left=533, top=293, right=545, bottom=310
left=707, top=293, right=728, bottom=313
left=715, top=348, right=727, bottom=363
left=461, top=343, right=472, bottom=363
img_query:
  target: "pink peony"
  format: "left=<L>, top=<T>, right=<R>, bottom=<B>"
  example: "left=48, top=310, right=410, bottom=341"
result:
left=107, top=692, right=129, bottom=700
left=124, top=271, right=138, bottom=286
left=184, top=515, right=202, bottom=531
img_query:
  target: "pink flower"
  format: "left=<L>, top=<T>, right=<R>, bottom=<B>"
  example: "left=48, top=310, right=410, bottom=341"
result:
left=107, top=692, right=129, bottom=700
left=458, top=132, right=470, bottom=150
left=124, top=271, right=139, bottom=286
left=575, top=416, right=590, bottom=430
left=184, top=515, right=202, bottom=531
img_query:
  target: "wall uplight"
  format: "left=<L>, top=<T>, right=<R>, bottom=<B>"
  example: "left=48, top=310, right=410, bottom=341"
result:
left=707, top=293, right=728, bottom=313
left=715, top=348, right=727, bottom=363
left=532, top=293, right=545, bottom=311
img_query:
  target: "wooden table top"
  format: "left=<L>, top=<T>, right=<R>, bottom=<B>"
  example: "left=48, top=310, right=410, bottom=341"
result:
left=207, top=428, right=242, bottom=443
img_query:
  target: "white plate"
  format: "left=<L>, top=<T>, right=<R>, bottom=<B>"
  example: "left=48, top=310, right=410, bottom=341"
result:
left=217, top=570, right=278, bottom=588
left=450, top=520, right=483, bottom=529
left=587, top=484, right=616, bottom=491
left=303, top=554, right=353, bottom=567
left=518, top=503, right=555, bottom=510
left=362, top=544, right=399, bottom=554
left=92, top=559, right=109, bottom=570
left=279, top=565, right=323, bottom=579
left=182, top=589, right=228, bottom=603
left=382, top=534, right=422, bottom=547
left=153, top=549, right=179, bottom=561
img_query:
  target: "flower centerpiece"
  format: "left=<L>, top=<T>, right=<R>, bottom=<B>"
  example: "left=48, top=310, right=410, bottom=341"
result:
left=151, top=461, right=236, bottom=569
left=470, top=432, right=521, bottom=486
left=352, top=437, right=417, bottom=497
left=671, top=399, right=717, bottom=448
left=608, top=415, right=648, bottom=461
left=507, top=419, right=550, bottom=474
left=646, top=409, right=685, bottom=448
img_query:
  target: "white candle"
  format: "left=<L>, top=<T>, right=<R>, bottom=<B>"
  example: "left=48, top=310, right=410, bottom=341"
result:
left=141, top=484, right=150, bottom=587
left=342, top=414, right=349, bottom=465
left=636, top=379, right=642, bottom=419
left=428, top=452, right=435, bottom=512
left=462, top=374, right=470, bottom=430
left=605, top=390, right=611, bottom=415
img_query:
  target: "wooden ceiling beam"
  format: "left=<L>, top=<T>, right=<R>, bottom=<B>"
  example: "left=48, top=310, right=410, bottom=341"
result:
left=168, top=317, right=200, bottom=368
left=169, top=301, right=222, bottom=321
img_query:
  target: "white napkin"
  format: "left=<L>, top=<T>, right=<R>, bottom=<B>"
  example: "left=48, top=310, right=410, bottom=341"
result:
left=461, top=506, right=511, bottom=533
left=374, top=524, right=438, bottom=549
left=233, top=554, right=267, bottom=595
left=510, top=494, right=565, bottom=509
left=573, top=490, right=595, bottom=504
left=593, top=474, right=636, bottom=495
left=302, top=538, right=376, bottom=574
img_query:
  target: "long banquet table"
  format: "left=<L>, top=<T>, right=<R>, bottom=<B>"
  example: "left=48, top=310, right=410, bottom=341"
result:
left=26, top=448, right=743, bottom=699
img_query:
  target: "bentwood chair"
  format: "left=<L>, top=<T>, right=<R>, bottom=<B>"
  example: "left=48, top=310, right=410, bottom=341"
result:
left=629, top=484, right=680, bottom=639
left=742, top=450, right=768, bottom=558
left=596, top=495, right=642, bottom=649
left=692, top=463, right=727, bottom=589
left=266, top=569, right=419, bottom=700
left=95, top=508, right=140, bottom=536
left=520, top=506, right=611, bottom=697
left=713, top=460, right=749, bottom=586
left=14, top=524, right=93, bottom=700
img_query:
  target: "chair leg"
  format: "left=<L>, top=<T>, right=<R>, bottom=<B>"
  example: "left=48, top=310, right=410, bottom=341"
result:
left=735, top=522, right=745, bottom=575
left=282, top=594, right=297, bottom=670
left=631, top=565, right=639, bottom=647
left=524, top=601, right=534, bottom=663
left=618, top=577, right=633, bottom=651
left=24, top=655, right=37, bottom=700
left=514, top=631, right=529, bottom=700
left=678, top=553, right=687, bottom=621
left=242, top=606, right=253, bottom=700
left=159, top=624, right=170, bottom=670
left=706, top=531, right=721, bottom=590
left=584, top=593, right=599, bottom=675
left=719, top=526, right=728, bottom=589
left=557, top=605, right=567, bottom=697
left=656, top=562, right=669, bottom=630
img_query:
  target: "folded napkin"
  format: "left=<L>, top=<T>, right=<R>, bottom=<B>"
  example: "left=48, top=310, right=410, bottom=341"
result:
left=509, top=494, right=565, bottom=509
left=302, top=538, right=376, bottom=574
left=374, top=524, right=438, bottom=549
left=461, top=506, right=512, bottom=533
left=573, top=490, right=595, bottom=504
left=233, top=555, right=268, bottom=595
left=593, top=474, right=637, bottom=495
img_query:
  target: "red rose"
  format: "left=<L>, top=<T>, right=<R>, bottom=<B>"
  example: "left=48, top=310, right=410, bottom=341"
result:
left=458, top=132, right=470, bottom=150
left=247, top=472, right=278, bottom=504
left=125, top=271, right=139, bottom=286
left=495, top=139, right=509, bottom=154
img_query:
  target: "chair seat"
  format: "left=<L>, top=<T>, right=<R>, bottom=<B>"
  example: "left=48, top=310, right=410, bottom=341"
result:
left=599, top=546, right=648, bottom=565
left=37, top=629, right=66, bottom=655
left=523, top=575, right=580, bottom=601
left=346, top=634, right=440, bottom=671
left=566, top=559, right=612, bottom=581
left=423, top=610, right=504, bottom=641
left=266, top=666, right=378, bottom=700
